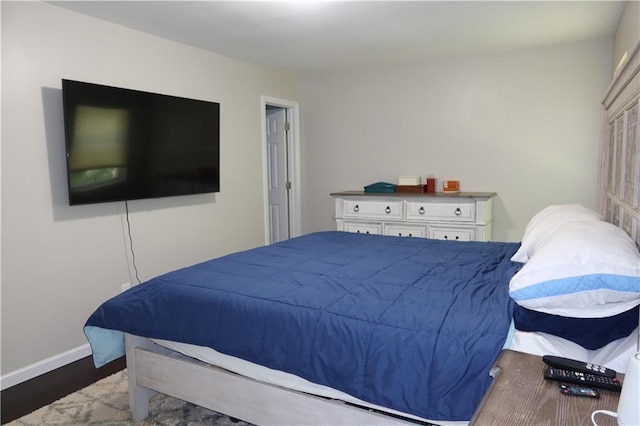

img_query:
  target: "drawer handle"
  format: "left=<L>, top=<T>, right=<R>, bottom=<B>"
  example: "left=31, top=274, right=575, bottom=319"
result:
left=398, top=233, right=413, bottom=237
left=385, top=206, right=391, bottom=214
left=353, top=205, right=359, bottom=212
left=443, top=235, right=459, bottom=241
left=418, top=206, right=425, bottom=214
left=454, top=208, right=462, bottom=216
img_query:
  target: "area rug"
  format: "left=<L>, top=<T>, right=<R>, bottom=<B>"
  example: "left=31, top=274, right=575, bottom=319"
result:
left=7, top=369, right=253, bottom=425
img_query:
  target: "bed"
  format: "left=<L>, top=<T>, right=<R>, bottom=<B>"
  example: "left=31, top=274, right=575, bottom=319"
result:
left=86, top=232, right=520, bottom=424
left=84, top=42, right=640, bottom=425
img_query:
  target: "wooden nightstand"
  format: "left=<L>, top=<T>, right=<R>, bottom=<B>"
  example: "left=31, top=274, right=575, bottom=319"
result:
left=470, top=349, right=622, bottom=425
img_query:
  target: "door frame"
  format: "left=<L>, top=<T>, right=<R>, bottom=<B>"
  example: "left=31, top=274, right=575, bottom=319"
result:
left=260, top=96, right=301, bottom=244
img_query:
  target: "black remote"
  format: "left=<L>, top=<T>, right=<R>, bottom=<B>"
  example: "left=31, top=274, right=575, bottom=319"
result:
left=544, top=367, right=622, bottom=392
left=542, top=355, right=616, bottom=378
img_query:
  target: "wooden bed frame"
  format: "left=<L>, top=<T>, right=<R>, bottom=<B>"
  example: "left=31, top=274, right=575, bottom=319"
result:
left=124, top=41, right=640, bottom=425
left=125, top=334, right=420, bottom=425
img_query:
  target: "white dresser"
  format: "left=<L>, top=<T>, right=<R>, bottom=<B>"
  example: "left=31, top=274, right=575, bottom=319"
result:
left=331, top=191, right=496, bottom=242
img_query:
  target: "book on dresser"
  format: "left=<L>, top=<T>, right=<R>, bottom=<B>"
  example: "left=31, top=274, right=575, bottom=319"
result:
left=330, top=191, right=496, bottom=242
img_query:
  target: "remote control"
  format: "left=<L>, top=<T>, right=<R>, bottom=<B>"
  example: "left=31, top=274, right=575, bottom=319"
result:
left=544, top=367, right=622, bottom=392
left=542, top=355, right=616, bottom=378
left=559, top=383, right=600, bottom=398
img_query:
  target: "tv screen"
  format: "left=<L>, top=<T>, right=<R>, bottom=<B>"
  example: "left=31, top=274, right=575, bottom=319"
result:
left=62, top=79, right=220, bottom=205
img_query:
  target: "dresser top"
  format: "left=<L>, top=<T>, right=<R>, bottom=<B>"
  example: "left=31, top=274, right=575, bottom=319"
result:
left=330, top=190, right=497, bottom=199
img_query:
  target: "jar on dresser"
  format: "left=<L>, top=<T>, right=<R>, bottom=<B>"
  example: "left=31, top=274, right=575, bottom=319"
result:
left=330, top=191, right=496, bottom=242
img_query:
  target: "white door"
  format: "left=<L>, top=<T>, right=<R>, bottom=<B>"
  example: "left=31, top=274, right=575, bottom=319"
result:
left=266, top=107, right=290, bottom=243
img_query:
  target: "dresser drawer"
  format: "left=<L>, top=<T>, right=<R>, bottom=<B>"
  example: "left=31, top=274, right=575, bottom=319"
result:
left=384, top=224, right=427, bottom=238
left=343, top=199, right=403, bottom=220
left=407, top=201, right=475, bottom=222
left=344, top=221, right=383, bottom=235
left=429, top=226, right=474, bottom=241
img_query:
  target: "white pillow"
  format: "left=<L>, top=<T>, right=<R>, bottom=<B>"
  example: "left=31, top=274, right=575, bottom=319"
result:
left=511, top=204, right=602, bottom=263
left=509, top=220, right=640, bottom=318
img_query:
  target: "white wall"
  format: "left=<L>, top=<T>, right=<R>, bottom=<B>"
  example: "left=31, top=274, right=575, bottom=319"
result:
left=1, top=2, right=298, bottom=376
left=299, top=39, right=613, bottom=242
left=613, top=1, right=640, bottom=74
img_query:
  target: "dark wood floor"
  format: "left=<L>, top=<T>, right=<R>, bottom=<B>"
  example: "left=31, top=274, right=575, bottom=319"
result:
left=1, top=355, right=126, bottom=424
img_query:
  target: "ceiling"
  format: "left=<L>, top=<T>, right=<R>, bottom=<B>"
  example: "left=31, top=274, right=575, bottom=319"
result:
left=50, top=1, right=626, bottom=76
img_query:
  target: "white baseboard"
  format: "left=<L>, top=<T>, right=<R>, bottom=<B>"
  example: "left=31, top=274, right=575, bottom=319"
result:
left=1, top=343, right=92, bottom=390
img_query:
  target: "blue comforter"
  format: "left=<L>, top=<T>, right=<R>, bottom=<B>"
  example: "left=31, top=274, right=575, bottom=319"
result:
left=85, top=231, right=519, bottom=421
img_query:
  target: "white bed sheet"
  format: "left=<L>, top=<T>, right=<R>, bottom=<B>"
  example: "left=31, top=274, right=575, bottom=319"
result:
left=510, top=327, right=639, bottom=373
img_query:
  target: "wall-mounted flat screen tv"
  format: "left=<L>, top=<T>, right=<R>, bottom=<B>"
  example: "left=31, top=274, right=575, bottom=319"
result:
left=62, top=79, right=220, bottom=205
